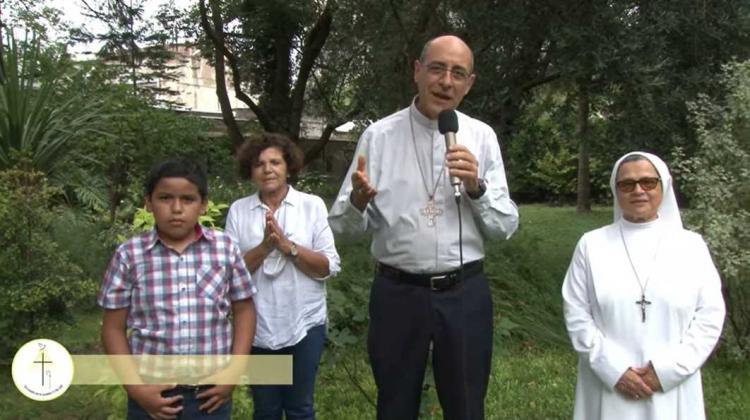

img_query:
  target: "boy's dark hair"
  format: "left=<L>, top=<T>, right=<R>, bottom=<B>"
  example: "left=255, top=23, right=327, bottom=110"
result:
left=236, top=132, right=304, bottom=180
left=144, top=158, right=208, bottom=198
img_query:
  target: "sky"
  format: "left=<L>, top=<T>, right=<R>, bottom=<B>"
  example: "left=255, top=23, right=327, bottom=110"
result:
left=3, top=0, right=357, bottom=130
left=21, top=0, right=195, bottom=55
left=58, top=0, right=195, bottom=27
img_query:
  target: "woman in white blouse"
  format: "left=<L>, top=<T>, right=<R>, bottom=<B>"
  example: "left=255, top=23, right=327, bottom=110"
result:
left=562, top=151, right=725, bottom=420
left=225, top=133, right=340, bottom=420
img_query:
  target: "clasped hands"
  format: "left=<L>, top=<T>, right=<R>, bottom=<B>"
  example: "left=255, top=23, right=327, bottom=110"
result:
left=349, top=144, right=480, bottom=211
left=614, top=362, right=662, bottom=401
left=261, top=211, right=294, bottom=257
left=127, top=383, right=233, bottom=419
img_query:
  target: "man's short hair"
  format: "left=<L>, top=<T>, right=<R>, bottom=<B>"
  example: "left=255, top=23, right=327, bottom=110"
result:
left=144, top=157, right=208, bottom=198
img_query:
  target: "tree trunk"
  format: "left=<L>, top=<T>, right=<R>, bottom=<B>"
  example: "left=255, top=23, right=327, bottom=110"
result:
left=576, top=80, right=591, bottom=213
left=199, top=0, right=246, bottom=151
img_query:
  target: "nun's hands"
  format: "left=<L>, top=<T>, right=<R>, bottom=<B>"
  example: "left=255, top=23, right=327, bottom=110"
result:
left=615, top=368, right=654, bottom=400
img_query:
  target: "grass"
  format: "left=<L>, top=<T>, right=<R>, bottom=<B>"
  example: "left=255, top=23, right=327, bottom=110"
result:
left=3, top=333, right=746, bottom=419
left=2, top=205, right=748, bottom=419
left=486, top=205, right=611, bottom=346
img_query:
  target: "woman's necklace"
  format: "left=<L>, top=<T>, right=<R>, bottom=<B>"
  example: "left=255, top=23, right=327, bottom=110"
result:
left=409, top=107, right=446, bottom=227
left=619, top=224, right=662, bottom=322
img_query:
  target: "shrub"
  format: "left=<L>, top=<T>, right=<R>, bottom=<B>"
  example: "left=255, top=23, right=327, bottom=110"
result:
left=675, top=60, right=750, bottom=360
left=294, top=171, right=340, bottom=199
left=0, top=168, right=96, bottom=358
left=120, top=200, right=230, bottom=243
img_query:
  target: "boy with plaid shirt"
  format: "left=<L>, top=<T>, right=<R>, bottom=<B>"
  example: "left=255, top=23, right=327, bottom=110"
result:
left=99, top=158, right=256, bottom=419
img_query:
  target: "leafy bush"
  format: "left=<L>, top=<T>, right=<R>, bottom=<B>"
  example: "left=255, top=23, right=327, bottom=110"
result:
left=506, top=88, right=611, bottom=204
left=326, top=238, right=373, bottom=349
left=59, top=68, right=233, bottom=223
left=207, top=177, right=252, bottom=221
left=294, top=171, right=340, bottom=199
left=675, top=60, right=750, bottom=360
left=118, top=200, right=230, bottom=243
left=0, top=168, right=96, bottom=359
left=51, top=209, right=119, bottom=288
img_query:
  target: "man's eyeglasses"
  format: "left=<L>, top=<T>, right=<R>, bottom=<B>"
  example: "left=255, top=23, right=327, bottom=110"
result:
left=615, top=177, right=661, bottom=193
left=424, top=62, right=471, bottom=83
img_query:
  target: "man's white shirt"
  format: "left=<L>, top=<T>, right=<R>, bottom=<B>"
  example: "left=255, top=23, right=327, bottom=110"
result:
left=329, top=102, right=518, bottom=273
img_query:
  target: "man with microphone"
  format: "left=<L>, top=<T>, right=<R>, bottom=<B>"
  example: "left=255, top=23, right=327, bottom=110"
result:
left=329, top=35, right=518, bottom=420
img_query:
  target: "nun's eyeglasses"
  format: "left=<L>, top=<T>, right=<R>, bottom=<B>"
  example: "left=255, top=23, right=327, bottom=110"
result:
left=616, top=177, right=661, bottom=193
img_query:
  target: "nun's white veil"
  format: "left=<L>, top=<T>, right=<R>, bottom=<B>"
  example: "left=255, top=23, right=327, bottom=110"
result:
left=609, top=151, right=683, bottom=229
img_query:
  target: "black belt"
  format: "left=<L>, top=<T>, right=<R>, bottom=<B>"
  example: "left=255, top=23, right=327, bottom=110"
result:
left=169, top=384, right=214, bottom=394
left=376, top=260, right=483, bottom=291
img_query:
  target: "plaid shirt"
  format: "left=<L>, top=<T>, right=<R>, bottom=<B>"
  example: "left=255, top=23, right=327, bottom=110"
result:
left=98, top=225, right=256, bottom=355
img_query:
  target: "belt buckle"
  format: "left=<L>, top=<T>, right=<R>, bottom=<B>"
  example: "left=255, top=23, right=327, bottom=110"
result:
left=429, top=274, right=448, bottom=291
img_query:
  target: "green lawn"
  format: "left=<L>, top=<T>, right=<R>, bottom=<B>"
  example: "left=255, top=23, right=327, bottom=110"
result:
left=2, top=205, right=747, bottom=419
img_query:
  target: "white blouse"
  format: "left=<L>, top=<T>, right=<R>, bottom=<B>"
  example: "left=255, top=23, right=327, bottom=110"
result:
left=225, top=186, right=341, bottom=350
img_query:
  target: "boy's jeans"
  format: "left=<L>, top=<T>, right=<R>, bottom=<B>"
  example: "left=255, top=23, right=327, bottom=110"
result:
left=127, top=385, right=232, bottom=420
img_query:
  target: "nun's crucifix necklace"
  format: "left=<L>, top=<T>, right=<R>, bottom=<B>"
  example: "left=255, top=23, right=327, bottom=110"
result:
left=619, top=225, right=662, bottom=322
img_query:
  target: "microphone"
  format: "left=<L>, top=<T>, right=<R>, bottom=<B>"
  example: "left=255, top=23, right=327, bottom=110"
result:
left=438, top=109, right=461, bottom=197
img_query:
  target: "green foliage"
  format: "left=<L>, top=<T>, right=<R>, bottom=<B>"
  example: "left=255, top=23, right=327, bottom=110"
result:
left=119, top=200, right=230, bottom=242
left=294, top=171, right=339, bottom=199
left=0, top=168, right=96, bottom=359
left=527, top=148, right=578, bottom=200
left=326, top=238, right=372, bottom=350
left=505, top=88, right=612, bottom=204
left=50, top=209, right=118, bottom=287
left=61, top=72, right=227, bottom=222
left=92, top=386, right=126, bottom=420
left=675, top=60, right=750, bottom=360
left=209, top=177, right=252, bottom=213
left=488, top=205, right=611, bottom=347
left=0, top=34, right=107, bottom=175
left=73, top=0, right=186, bottom=104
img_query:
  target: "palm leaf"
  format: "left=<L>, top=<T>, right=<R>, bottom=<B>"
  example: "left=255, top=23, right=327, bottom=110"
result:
left=0, top=34, right=108, bottom=174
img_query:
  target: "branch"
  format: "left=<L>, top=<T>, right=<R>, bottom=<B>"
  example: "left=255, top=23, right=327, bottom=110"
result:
left=79, top=0, right=110, bottom=21
left=199, top=0, right=271, bottom=130
left=290, top=0, right=336, bottom=137
left=387, top=0, right=409, bottom=42
left=310, top=72, right=339, bottom=119
left=198, top=0, right=244, bottom=150
left=518, top=73, right=560, bottom=93
left=304, top=103, right=363, bottom=165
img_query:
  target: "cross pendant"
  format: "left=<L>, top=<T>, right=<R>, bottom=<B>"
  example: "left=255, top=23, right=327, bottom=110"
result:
left=635, top=294, right=652, bottom=323
left=420, top=198, right=443, bottom=227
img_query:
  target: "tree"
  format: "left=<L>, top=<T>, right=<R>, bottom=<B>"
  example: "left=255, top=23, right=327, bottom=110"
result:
left=675, top=60, right=750, bottom=359
left=0, top=0, right=68, bottom=45
left=198, top=0, right=353, bottom=160
left=59, top=69, right=217, bottom=223
left=580, top=1, right=750, bottom=209
left=75, top=0, right=185, bottom=105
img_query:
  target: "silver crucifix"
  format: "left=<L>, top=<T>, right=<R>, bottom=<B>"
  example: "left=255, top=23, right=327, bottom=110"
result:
left=420, top=198, right=443, bottom=227
left=635, top=294, right=652, bottom=323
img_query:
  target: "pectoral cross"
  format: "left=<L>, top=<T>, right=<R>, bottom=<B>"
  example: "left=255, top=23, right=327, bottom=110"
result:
left=635, top=294, right=651, bottom=323
left=420, top=198, right=443, bottom=227
left=34, top=351, right=52, bottom=386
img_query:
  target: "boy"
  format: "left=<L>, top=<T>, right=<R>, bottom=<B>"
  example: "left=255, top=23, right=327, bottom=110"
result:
left=98, top=158, right=256, bottom=419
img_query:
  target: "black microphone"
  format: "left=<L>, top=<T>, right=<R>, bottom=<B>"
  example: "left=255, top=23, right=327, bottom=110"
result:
left=438, top=109, right=461, bottom=197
